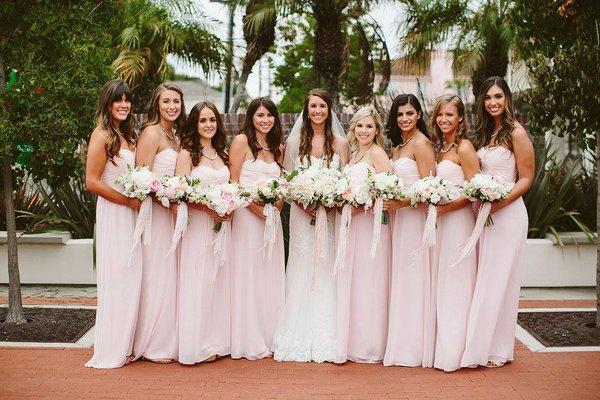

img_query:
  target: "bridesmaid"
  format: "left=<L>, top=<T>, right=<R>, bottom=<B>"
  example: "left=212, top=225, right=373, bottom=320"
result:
left=85, top=79, right=141, bottom=369
left=133, top=83, right=186, bottom=363
left=430, top=95, right=479, bottom=372
left=335, top=106, right=392, bottom=364
left=461, top=76, right=534, bottom=368
left=176, top=102, right=231, bottom=364
left=383, top=94, right=436, bottom=367
left=229, top=97, right=286, bottom=360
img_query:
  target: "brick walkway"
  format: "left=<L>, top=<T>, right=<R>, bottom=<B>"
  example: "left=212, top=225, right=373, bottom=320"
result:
left=1, top=298, right=599, bottom=400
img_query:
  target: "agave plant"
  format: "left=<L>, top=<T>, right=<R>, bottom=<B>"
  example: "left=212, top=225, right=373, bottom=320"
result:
left=524, top=143, right=594, bottom=243
left=0, top=172, right=50, bottom=232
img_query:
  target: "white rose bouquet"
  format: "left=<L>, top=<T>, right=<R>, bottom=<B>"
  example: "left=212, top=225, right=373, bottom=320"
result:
left=368, top=171, right=405, bottom=225
left=249, top=177, right=285, bottom=261
left=155, top=175, right=189, bottom=208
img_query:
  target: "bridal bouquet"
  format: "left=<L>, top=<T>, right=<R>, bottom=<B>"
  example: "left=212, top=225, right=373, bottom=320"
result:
left=408, top=176, right=460, bottom=254
left=115, top=165, right=158, bottom=264
left=451, top=173, right=514, bottom=267
left=115, top=165, right=156, bottom=200
left=368, top=172, right=405, bottom=225
left=155, top=175, right=189, bottom=208
left=190, top=182, right=251, bottom=232
left=249, top=177, right=285, bottom=261
left=284, top=165, right=346, bottom=223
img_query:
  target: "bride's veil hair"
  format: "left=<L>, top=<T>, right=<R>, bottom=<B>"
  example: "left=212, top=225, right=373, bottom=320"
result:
left=283, top=89, right=346, bottom=171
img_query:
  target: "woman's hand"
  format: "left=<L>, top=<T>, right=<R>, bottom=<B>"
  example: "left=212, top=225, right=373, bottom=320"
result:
left=126, top=198, right=142, bottom=210
left=248, top=201, right=267, bottom=220
left=168, top=203, right=178, bottom=216
left=295, top=201, right=316, bottom=218
left=382, top=198, right=410, bottom=212
left=351, top=205, right=365, bottom=216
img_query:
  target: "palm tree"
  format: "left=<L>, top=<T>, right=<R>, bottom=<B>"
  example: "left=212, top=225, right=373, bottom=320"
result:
left=113, top=0, right=225, bottom=112
left=244, top=0, right=390, bottom=110
left=399, top=0, right=517, bottom=97
left=229, top=0, right=276, bottom=113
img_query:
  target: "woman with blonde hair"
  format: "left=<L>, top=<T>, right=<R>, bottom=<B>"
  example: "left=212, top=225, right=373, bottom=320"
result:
left=334, top=105, right=392, bottom=364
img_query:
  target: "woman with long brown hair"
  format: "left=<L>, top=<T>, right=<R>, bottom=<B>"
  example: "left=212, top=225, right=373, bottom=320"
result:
left=273, top=89, right=349, bottom=363
left=229, top=97, right=286, bottom=360
left=429, top=95, right=479, bottom=372
left=175, top=102, right=231, bottom=364
left=133, top=83, right=185, bottom=363
left=85, top=79, right=141, bottom=368
left=461, top=76, right=534, bottom=368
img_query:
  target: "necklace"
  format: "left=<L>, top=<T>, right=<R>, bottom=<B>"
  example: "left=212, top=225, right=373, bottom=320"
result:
left=201, top=149, right=218, bottom=160
left=399, top=131, right=417, bottom=147
left=440, top=142, right=455, bottom=154
left=161, top=125, right=175, bottom=141
left=352, top=143, right=373, bottom=164
left=257, top=138, right=270, bottom=151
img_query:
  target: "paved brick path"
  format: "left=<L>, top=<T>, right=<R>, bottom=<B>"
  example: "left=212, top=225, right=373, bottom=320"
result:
left=1, top=298, right=599, bottom=400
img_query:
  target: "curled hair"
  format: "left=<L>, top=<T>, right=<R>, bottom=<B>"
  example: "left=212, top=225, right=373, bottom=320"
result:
left=475, top=76, right=516, bottom=150
left=180, top=102, right=229, bottom=167
left=240, top=97, right=283, bottom=164
left=430, top=94, right=468, bottom=150
left=347, top=106, right=386, bottom=154
left=386, top=94, right=429, bottom=147
left=141, top=83, right=187, bottom=139
left=299, top=88, right=336, bottom=166
left=95, top=79, right=136, bottom=164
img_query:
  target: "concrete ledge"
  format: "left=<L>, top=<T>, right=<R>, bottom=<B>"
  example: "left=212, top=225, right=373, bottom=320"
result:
left=0, top=231, right=72, bottom=245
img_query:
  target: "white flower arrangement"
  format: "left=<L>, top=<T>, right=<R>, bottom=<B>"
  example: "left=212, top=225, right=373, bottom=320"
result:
left=115, top=165, right=156, bottom=200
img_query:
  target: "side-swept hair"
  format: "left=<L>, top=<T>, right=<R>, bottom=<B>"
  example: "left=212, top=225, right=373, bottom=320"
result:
left=475, top=76, right=516, bottom=150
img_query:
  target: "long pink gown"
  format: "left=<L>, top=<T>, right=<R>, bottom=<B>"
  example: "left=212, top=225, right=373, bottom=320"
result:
left=433, top=160, right=477, bottom=372
left=230, top=159, right=286, bottom=359
left=133, top=148, right=178, bottom=361
left=384, top=157, right=435, bottom=367
left=178, top=165, right=231, bottom=364
left=335, top=162, right=391, bottom=364
left=461, top=146, right=528, bottom=367
left=85, top=149, right=142, bottom=369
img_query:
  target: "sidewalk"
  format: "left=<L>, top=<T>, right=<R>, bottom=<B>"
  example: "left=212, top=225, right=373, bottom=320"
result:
left=1, top=287, right=599, bottom=400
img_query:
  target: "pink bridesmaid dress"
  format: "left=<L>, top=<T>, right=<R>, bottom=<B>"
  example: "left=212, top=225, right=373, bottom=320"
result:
left=85, top=149, right=142, bottom=369
left=178, top=165, right=231, bottom=364
left=461, top=146, right=528, bottom=367
left=384, top=157, right=435, bottom=367
left=230, top=159, right=286, bottom=359
left=433, top=160, right=477, bottom=372
left=335, top=162, right=391, bottom=364
left=133, top=148, right=179, bottom=361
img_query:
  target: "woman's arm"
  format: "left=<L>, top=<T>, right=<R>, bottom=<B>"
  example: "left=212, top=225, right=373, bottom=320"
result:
left=414, top=138, right=436, bottom=178
left=490, top=125, right=534, bottom=213
left=85, top=128, right=140, bottom=209
left=334, top=136, right=350, bottom=166
left=229, top=134, right=265, bottom=219
left=371, top=146, right=393, bottom=174
left=135, top=126, right=161, bottom=168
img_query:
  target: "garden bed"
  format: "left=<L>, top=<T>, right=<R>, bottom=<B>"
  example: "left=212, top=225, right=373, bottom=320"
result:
left=518, top=311, right=600, bottom=347
left=0, top=307, right=95, bottom=343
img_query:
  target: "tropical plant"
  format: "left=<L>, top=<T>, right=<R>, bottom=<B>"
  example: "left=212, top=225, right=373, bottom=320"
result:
left=398, top=0, right=517, bottom=97
left=113, top=0, right=225, bottom=112
left=523, top=143, right=593, bottom=242
left=229, top=0, right=276, bottom=113
left=512, top=0, right=599, bottom=325
left=0, top=172, right=50, bottom=233
left=245, top=0, right=390, bottom=110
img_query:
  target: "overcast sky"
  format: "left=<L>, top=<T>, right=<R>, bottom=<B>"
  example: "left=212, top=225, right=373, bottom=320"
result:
left=171, top=1, right=406, bottom=101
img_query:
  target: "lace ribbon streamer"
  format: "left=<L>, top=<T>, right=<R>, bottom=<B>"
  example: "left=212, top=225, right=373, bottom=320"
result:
left=409, top=204, right=437, bottom=266
left=370, top=198, right=384, bottom=258
left=311, top=206, right=328, bottom=290
left=262, top=203, right=281, bottom=262
left=451, top=201, right=491, bottom=268
left=212, top=220, right=230, bottom=272
left=126, top=196, right=152, bottom=268
left=166, top=202, right=188, bottom=257
left=333, top=203, right=352, bottom=275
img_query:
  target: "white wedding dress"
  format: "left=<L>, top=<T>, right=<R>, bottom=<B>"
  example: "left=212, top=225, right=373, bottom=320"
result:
left=273, top=154, right=341, bottom=363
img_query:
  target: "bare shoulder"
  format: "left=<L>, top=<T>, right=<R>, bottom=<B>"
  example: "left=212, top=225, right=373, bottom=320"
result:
left=231, top=133, right=249, bottom=146
left=138, top=124, right=161, bottom=142
left=177, top=148, right=191, bottom=160
left=511, top=123, right=529, bottom=141
left=413, top=133, right=434, bottom=150
left=89, top=126, right=108, bottom=144
left=369, top=144, right=389, bottom=160
left=457, top=138, right=476, bottom=154
left=333, top=135, right=349, bottom=150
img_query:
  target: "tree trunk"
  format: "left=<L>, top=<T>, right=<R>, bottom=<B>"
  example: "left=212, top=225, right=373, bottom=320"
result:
left=1, top=158, right=26, bottom=325
left=229, top=64, right=252, bottom=114
left=0, top=53, right=26, bottom=325
left=596, top=124, right=599, bottom=327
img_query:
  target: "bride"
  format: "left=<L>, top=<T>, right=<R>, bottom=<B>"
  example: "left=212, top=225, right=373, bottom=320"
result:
left=273, top=89, right=349, bottom=362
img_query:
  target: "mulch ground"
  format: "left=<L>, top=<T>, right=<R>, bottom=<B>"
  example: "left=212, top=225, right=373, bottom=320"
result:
left=518, top=311, right=600, bottom=347
left=0, top=307, right=95, bottom=343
